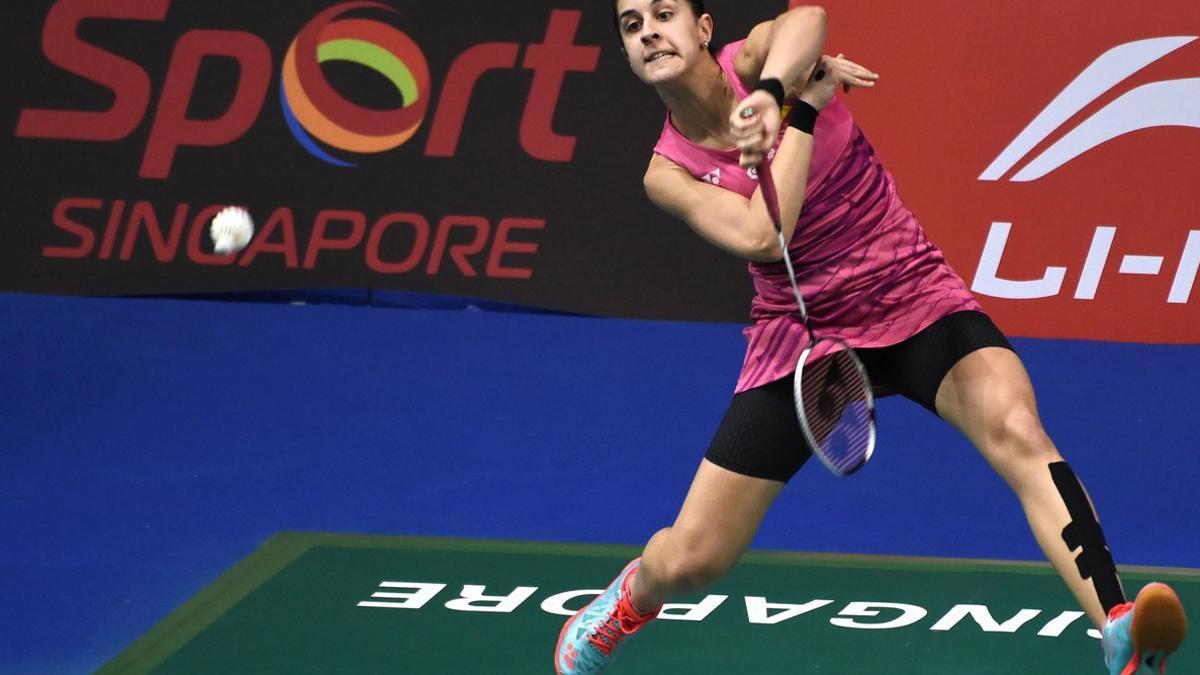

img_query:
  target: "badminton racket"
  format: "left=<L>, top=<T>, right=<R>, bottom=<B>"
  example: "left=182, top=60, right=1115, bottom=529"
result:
left=754, top=148, right=876, bottom=476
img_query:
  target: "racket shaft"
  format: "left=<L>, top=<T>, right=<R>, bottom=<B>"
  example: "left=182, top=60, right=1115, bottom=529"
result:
left=760, top=159, right=808, bottom=321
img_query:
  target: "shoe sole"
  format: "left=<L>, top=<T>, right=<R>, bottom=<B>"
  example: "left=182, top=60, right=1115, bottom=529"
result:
left=553, top=559, right=640, bottom=675
left=1124, top=582, right=1188, bottom=675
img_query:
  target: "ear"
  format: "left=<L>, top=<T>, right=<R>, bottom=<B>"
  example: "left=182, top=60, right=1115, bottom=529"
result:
left=698, top=13, right=714, bottom=45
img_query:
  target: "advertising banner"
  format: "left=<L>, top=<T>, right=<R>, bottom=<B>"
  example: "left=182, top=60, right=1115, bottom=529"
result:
left=3, top=0, right=1197, bottom=339
left=1, top=0, right=768, bottom=321
left=795, top=0, right=1199, bottom=342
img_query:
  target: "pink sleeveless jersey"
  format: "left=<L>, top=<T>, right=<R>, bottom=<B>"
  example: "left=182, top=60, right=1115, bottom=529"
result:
left=653, top=40, right=982, bottom=394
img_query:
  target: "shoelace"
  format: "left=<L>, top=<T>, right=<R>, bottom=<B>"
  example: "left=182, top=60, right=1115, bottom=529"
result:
left=586, top=600, right=638, bottom=657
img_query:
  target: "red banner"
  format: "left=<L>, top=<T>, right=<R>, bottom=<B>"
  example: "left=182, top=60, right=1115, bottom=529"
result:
left=800, top=0, right=1200, bottom=342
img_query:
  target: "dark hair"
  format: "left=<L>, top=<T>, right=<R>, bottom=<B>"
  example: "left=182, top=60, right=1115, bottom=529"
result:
left=611, top=0, right=708, bottom=38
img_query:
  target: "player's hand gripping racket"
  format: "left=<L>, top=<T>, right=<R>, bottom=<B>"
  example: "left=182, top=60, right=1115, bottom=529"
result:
left=755, top=155, right=877, bottom=476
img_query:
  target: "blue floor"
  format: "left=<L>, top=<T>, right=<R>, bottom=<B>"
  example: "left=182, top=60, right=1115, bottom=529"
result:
left=1, top=292, right=1197, bottom=673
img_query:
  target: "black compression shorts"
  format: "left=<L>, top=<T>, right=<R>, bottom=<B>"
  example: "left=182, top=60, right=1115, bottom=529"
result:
left=703, top=310, right=1014, bottom=483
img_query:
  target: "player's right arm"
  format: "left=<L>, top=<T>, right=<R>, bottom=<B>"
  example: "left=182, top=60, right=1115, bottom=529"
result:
left=643, top=129, right=815, bottom=263
left=645, top=55, right=879, bottom=262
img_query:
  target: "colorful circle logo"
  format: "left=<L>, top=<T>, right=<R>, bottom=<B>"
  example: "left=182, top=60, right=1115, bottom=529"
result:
left=281, top=1, right=431, bottom=167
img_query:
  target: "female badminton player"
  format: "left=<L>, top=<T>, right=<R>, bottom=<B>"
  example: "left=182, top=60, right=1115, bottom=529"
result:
left=554, top=2, right=1187, bottom=674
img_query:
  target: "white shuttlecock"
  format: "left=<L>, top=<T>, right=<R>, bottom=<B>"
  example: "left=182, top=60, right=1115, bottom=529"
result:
left=210, top=206, right=254, bottom=255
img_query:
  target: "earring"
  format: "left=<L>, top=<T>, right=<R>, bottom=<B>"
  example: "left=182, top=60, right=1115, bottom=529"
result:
left=702, top=40, right=710, bottom=48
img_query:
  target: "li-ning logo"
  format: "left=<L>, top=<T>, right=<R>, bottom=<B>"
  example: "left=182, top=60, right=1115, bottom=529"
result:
left=980, top=36, right=1199, bottom=182
left=281, top=1, right=431, bottom=167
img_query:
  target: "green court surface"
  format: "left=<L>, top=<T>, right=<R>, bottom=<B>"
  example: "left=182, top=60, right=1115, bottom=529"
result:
left=102, top=533, right=1197, bottom=674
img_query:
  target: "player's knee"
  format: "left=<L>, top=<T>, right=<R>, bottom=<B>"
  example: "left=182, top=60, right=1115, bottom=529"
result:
left=986, top=406, right=1058, bottom=475
left=660, top=537, right=736, bottom=592
left=660, top=555, right=729, bottom=593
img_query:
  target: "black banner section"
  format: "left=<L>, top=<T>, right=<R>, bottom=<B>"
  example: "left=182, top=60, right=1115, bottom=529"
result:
left=1, top=0, right=785, bottom=322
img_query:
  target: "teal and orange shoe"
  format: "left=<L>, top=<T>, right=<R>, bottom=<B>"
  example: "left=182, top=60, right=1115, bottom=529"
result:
left=554, top=558, right=658, bottom=675
left=1103, top=582, right=1188, bottom=674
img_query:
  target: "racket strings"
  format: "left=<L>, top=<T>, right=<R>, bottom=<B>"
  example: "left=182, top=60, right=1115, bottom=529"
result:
left=799, top=351, right=873, bottom=473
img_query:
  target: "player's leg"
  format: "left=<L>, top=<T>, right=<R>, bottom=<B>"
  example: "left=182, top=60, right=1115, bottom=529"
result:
left=555, top=378, right=807, bottom=675
left=631, top=459, right=785, bottom=611
left=930, top=316, right=1186, bottom=673
left=933, top=343, right=1119, bottom=625
left=632, top=376, right=811, bottom=608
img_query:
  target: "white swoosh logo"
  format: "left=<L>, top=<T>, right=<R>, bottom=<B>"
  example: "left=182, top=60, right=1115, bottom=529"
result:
left=980, top=36, right=1197, bottom=182
left=1012, top=78, right=1200, bottom=181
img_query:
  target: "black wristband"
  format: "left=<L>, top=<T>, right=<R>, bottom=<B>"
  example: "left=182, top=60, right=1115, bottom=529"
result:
left=788, top=100, right=819, bottom=135
left=753, top=78, right=785, bottom=111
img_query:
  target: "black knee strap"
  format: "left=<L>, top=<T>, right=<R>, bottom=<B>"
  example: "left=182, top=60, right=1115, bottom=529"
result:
left=1049, top=461, right=1126, bottom=613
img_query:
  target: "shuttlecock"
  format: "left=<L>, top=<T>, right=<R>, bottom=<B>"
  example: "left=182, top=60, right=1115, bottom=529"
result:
left=210, top=206, right=254, bottom=255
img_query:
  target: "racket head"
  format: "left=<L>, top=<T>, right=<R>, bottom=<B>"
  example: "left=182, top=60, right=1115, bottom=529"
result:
left=793, top=338, right=876, bottom=476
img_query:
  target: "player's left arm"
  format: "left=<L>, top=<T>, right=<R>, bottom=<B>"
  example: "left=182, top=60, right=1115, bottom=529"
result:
left=733, top=6, right=827, bottom=99
left=729, top=6, right=826, bottom=167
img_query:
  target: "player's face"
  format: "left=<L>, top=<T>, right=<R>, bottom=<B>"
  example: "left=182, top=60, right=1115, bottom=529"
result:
left=615, top=0, right=711, bottom=86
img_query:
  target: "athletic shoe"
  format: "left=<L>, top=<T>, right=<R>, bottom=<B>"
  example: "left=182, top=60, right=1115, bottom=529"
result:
left=554, top=558, right=659, bottom=674
left=1103, top=582, right=1188, bottom=674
